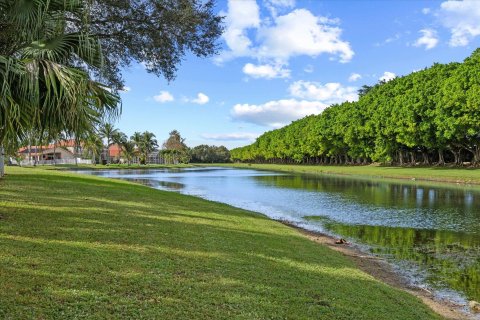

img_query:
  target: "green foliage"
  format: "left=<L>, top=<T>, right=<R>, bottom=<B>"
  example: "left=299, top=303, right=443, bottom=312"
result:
left=162, top=130, right=190, bottom=164
left=69, top=0, right=224, bottom=88
left=82, top=132, right=103, bottom=164
left=191, top=144, right=230, bottom=163
left=232, top=50, right=480, bottom=166
left=133, top=131, right=158, bottom=165
left=0, top=0, right=120, bottom=146
left=119, top=140, right=136, bottom=165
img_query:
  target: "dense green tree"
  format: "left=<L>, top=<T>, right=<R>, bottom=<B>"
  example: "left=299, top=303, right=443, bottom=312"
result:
left=231, top=49, right=480, bottom=167
left=67, top=0, right=224, bottom=89
left=191, top=145, right=230, bottom=163
left=162, top=130, right=190, bottom=164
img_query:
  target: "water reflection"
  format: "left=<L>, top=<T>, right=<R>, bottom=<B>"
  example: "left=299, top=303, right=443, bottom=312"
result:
left=123, top=178, right=185, bottom=190
left=307, top=216, right=480, bottom=302
left=256, top=175, right=476, bottom=210
left=255, top=175, right=480, bottom=234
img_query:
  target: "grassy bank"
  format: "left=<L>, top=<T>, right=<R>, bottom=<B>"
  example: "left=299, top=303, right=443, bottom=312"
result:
left=217, top=163, right=480, bottom=185
left=0, top=167, right=440, bottom=319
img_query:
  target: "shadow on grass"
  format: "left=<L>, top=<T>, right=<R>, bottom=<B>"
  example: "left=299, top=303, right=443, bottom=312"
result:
left=0, top=169, right=440, bottom=319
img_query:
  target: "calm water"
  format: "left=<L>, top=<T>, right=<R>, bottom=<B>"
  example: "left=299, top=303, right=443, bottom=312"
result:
left=78, top=167, right=480, bottom=311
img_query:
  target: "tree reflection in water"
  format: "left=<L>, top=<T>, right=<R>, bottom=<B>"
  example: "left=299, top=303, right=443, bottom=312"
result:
left=307, top=216, right=480, bottom=302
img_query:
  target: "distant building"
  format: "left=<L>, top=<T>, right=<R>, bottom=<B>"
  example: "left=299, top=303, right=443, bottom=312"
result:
left=17, top=139, right=80, bottom=162
left=99, top=144, right=124, bottom=164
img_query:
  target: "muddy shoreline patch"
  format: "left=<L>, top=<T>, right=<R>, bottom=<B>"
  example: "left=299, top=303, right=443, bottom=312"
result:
left=280, top=220, right=471, bottom=320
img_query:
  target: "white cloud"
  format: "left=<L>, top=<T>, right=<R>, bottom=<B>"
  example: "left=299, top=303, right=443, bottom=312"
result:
left=191, top=93, right=210, bottom=105
left=230, top=77, right=359, bottom=128
left=348, top=73, right=362, bottom=82
left=440, top=0, right=480, bottom=47
left=422, top=8, right=431, bottom=14
left=231, top=99, right=329, bottom=128
left=289, top=81, right=358, bottom=104
left=201, top=132, right=260, bottom=141
left=414, top=29, right=439, bottom=50
left=121, top=86, right=131, bottom=92
left=375, top=33, right=401, bottom=47
left=218, top=2, right=354, bottom=68
left=217, top=0, right=260, bottom=62
left=379, top=71, right=396, bottom=82
left=257, top=9, right=354, bottom=63
left=153, top=91, right=174, bottom=103
left=242, top=62, right=290, bottom=79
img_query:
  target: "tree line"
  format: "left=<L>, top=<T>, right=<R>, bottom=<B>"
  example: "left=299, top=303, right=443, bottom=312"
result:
left=231, top=49, right=480, bottom=166
left=83, top=125, right=231, bottom=165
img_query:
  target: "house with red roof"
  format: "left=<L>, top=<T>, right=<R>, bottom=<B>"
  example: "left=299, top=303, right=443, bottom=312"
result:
left=17, top=139, right=81, bottom=162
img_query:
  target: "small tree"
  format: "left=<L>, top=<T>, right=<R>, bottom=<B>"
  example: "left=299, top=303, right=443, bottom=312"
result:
left=163, top=130, right=190, bottom=164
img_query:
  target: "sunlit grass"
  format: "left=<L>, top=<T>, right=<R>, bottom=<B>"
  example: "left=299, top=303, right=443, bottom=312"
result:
left=0, top=167, right=440, bottom=319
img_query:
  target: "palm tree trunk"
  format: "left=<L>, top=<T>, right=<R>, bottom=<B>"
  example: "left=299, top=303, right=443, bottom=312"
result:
left=40, top=144, right=44, bottom=165
left=53, top=142, right=57, bottom=165
left=0, top=145, right=5, bottom=178
left=28, top=143, right=32, bottom=164
left=107, top=138, right=111, bottom=164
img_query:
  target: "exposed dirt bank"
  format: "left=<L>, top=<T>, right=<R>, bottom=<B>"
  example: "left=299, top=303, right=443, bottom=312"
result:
left=281, top=221, right=472, bottom=320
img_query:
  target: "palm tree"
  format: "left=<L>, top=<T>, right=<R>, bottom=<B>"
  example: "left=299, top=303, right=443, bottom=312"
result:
left=130, top=132, right=143, bottom=164
left=51, top=131, right=67, bottom=165
left=0, top=0, right=120, bottom=176
left=120, top=140, right=136, bottom=166
left=138, top=131, right=158, bottom=165
left=83, top=133, right=103, bottom=166
left=112, top=131, right=127, bottom=145
left=131, top=132, right=143, bottom=147
left=99, top=123, right=119, bottom=164
left=111, top=131, right=127, bottom=163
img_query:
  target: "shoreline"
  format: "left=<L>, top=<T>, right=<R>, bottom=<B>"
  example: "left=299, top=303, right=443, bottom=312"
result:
left=69, top=165, right=476, bottom=318
left=280, top=220, right=470, bottom=320
left=2, top=166, right=445, bottom=319
left=213, top=163, right=480, bottom=188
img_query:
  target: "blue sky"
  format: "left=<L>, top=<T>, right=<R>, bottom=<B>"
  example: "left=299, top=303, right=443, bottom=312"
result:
left=115, top=0, right=480, bottom=149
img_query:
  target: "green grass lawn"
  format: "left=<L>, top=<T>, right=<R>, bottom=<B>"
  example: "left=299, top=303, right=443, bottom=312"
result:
left=218, top=163, right=480, bottom=185
left=0, top=167, right=440, bottom=319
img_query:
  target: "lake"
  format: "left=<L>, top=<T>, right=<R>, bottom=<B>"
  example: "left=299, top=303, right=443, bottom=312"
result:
left=78, top=166, right=480, bottom=312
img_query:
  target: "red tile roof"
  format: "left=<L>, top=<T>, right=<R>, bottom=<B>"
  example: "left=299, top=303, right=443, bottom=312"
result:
left=18, top=139, right=78, bottom=154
